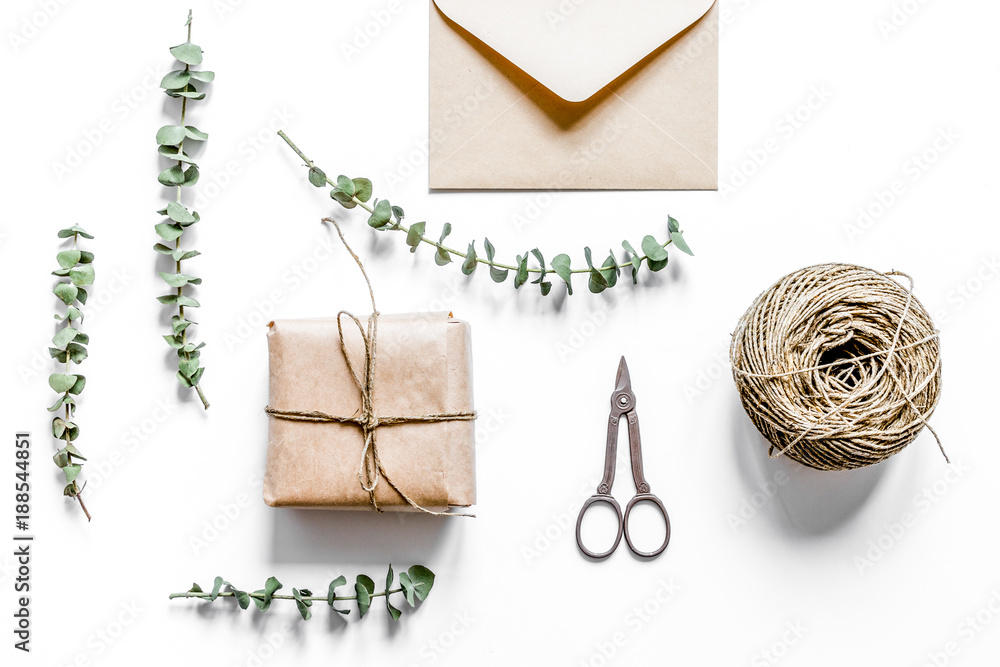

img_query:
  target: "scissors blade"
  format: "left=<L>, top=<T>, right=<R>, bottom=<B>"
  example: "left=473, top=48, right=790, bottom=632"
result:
left=614, top=356, right=632, bottom=393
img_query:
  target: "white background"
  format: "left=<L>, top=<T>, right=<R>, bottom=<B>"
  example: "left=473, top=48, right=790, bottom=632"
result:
left=3, top=0, right=999, bottom=665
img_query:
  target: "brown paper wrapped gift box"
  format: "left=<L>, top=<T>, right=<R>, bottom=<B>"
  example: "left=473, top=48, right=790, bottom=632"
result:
left=263, top=313, right=476, bottom=511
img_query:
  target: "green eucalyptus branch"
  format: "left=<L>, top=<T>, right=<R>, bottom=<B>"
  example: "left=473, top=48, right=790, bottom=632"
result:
left=278, top=131, right=694, bottom=296
left=155, top=10, right=211, bottom=409
left=49, top=225, right=95, bottom=521
left=170, top=565, right=435, bottom=621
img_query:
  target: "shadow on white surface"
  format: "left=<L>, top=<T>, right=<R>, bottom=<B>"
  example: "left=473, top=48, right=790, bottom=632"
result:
left=270, top=508, right=455, bottom=563
left=729, top=395, right=895, bottom=536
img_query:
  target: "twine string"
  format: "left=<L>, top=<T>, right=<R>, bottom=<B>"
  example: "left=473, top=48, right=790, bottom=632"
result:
left=266, top=218, right=475, bottom=516
left=730, top=264, right=946, bottom=471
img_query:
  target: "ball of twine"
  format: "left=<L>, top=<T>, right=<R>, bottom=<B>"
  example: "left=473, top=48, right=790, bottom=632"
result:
left=730, top=263, right=946, bottom=471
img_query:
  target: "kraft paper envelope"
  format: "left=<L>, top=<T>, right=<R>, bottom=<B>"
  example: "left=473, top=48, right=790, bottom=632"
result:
left=429, top=0, right=718, bottom=190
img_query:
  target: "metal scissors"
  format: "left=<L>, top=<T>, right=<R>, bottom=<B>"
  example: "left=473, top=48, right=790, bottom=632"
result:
left=576, top=357, right=671, bottom=559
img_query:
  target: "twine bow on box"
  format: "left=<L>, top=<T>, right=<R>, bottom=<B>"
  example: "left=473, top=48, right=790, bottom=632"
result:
left=265, top=218, right=475, bottom=516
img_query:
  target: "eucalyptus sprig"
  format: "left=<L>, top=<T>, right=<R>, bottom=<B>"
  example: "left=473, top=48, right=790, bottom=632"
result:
left=170, top=565, right=435, bottom=621
left=278, top=131, right=693, bottom=295
left=155, top=10, right=211, bottom=409
left=49, top=225, right=94, bottom=521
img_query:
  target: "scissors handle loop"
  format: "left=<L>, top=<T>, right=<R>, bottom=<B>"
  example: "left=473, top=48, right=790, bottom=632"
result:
left=575, top=494, right=623, bottom=560
left=623, top=493, right=671, bottom=558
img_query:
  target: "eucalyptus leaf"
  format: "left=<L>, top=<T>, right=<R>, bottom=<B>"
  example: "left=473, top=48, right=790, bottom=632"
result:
left=406, top=222, right=425, bottom=252
left=68, top=375, right=86, bottom=395
left=308, top=167, right=327, bottom=187
left=69, top=264, right=95, bottom=287
left=57, top=249, right=81, bottom=268
left=485, top=238, right=507, bottom=282
left=352, top=178, right=373, bottom=202
left=406, top=566, right=435, bottom=601
left=158, top=165, right=185, bottom=186
left=52, top=327, right=79, bottom=348
left=599, top=253, right=619, bottom=288
left=355, top=575, right=374, bottom=618
left=166, top=201, right=196, bottom=223
left=182, top=165, right=200, bottom=186
left=530, top=248, right=546, bottom=284
left=53, top=449, right=69, bottom=468
left=155, top=222, right=184, bottom=242
left=327, top=575, right=349, bottom=614
left=169, top=41, right=203, bottom=65
left=369, top=199, right=391, bottom=228
left=551, top=254, right=573, bottom=295
left=435, top=246, right=451, bottom=266
left=647, top=255, right=668, bottom=272
left=331, top=190, right=357, bottom=208
left=233, top=589, right=251, bottom=610
left=179, top=357, right=199, bottom=377
left=585, top=247, right=608, bottom=294
left=184, top=125, right=209, bottom=141
left=163, top=334, right=184, bottom=349
left=67, top=343, right=88, bottom=364
left=438, top=222, right=452, bottom=245
left=462, top=242, right=478, bottom=275
left=622, top=240, right=641, bottom=284
left=210, top=576, right=224, bottom=601
left=160, top=69, right=191, bottom=89
left=641, top=235, right=668, bottom=262
left=292, top=588, right=312, bottom=620
left=398, top=572, right=416, bottom=607
left=490, top=265, right=509, bottom=283
left=514, top=253, right=529, bottom=289
left=670, top=231, right=694, bottom=256
left=336, top=174, right=356, bottom=197
left=159, top=272, right=192, bottom=287
left=189, top=69, right=215, bottom=83
left=54, top=282, right=78, bottom=305
left=48, top=373, right=78, bottom=393
left=57, top=225, right=93, bottom=239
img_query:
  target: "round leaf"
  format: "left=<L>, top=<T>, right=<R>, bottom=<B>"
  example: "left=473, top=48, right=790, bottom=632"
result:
left=641, top=235, right=669, bottom=262
left=48, top=373, right=78, bottom=393
left=56, top=249, right=81, bottom=269
left=54, top=282, right=78, bottom=305
left=169, top=42, right=203, bottom=65
left=160, top=70, right=191, bottom=90
left=69, top=264, right=95, bottom=287
left=156, top=125, right=186, bottom=145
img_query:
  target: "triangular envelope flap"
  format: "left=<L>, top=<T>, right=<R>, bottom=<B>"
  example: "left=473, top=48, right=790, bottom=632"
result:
left=433, top=0, right=716, bottom=103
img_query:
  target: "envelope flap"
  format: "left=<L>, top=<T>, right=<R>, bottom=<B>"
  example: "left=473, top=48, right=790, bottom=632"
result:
left=433, top=0, right=716, bottom=103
